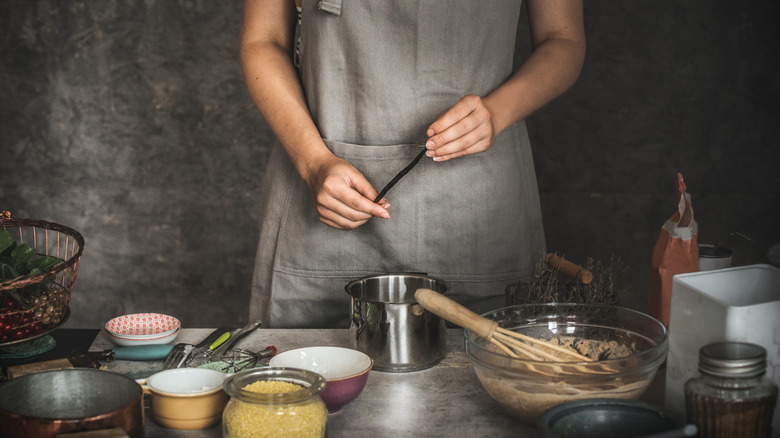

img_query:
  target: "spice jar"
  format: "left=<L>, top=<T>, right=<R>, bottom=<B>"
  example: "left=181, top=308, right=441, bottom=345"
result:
left=685, top=342, right=778, bottom=438
left=222, top=367, right=328, bottom=438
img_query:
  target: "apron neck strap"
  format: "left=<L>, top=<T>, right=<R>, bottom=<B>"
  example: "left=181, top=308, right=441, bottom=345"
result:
left=318, top=0, right=342, bottom=15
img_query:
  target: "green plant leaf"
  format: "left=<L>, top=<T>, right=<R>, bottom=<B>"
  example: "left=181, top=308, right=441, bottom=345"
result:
left=10, top=244, right=35, bottom=268
left=0, top=229, right=14, bottom=255
left=0, top=230, right=65, bottom=305
left=8, top=290, right=23, bottom=304
left=1, top=263, right=20, bottom=281
left=27, top=256, right=62, bottom=273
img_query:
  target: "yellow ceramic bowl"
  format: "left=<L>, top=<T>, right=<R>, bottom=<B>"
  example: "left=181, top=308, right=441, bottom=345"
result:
left=143, top=368, right=228, bottom=430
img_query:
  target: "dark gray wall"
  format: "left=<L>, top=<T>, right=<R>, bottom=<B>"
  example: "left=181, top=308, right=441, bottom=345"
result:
left=2, top=1, right=778, bottom=329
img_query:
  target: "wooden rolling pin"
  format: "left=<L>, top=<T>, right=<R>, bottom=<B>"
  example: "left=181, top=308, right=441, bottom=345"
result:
left=545, top=253, right=593, bottom=284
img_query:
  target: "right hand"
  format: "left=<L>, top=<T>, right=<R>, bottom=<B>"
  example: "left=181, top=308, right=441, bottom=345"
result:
left=306, top=156, right=390, bottom=230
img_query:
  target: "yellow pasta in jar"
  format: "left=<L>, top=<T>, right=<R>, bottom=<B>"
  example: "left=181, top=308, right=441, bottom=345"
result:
left=243, top=380, right=302, bottom=394
left=223, top=379, right=327, bottom=438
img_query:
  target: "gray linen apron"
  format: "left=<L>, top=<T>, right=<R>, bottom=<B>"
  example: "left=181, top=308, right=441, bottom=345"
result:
left=250, top=0, right=546, bottom=328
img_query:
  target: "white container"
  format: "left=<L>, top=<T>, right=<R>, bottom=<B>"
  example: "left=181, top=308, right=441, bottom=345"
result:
left=665, top=264, right=780, bottom=431
left=697, top=244, right=733, bottom=271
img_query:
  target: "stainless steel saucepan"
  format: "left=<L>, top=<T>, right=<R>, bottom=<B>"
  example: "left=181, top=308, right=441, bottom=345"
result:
left=345, top=273, right=448, bottom=372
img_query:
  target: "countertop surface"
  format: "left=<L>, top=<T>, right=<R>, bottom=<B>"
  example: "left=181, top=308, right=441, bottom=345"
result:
left=1, top=328, right=666, bottom=438
left=88, top=327, right=666, bottom=438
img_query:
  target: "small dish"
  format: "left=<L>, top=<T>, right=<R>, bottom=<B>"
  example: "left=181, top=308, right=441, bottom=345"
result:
left=142, top=368, right=228, bottom=430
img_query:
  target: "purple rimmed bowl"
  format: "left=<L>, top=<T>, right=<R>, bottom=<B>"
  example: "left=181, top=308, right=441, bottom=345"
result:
left=269, top=346, right=373, bottom=413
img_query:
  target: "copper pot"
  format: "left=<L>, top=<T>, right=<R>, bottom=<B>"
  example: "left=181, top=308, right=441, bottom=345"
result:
left=0, top=368, right=144, bottom=438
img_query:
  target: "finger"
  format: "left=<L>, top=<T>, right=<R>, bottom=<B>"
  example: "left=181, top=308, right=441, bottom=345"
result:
left=426, top=95, right=482, bottom=137
left=348, top=177, right=391, bottom=219
left=427, top=115, right=493, bottom=161
left=318, top=208, right=370, bottom=231
left=430, top=136, right=493, bottom=162
left=320, top=185, right=389, bottom=227
left=428, top=113, right=483, bottom=151
left=319, top=189, right=373, bottom=218
left=318, top=165, right=390, bottom=218
left=426, top=101, right=493, bottom=158
left=316, top=190, right=373, bottom=230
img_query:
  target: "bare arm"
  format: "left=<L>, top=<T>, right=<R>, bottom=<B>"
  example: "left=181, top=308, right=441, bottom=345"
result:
left=239, top=0, right=389, bottom=230
left=425, top=0, right=586, bottom=161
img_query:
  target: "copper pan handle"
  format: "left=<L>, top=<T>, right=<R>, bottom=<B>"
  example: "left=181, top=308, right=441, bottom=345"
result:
left=545, top=253, right=593, bottom=284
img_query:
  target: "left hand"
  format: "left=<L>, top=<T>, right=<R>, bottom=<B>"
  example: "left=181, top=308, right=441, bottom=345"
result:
left=424, top=94, right=496, bottom=162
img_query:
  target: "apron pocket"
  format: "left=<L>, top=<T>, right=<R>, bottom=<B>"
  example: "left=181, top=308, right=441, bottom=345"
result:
left=274, top=140, right=427, bottom=276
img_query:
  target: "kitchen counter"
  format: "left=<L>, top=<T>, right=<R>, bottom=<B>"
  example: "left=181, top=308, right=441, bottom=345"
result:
left=85, top=328, right=666, bottom=438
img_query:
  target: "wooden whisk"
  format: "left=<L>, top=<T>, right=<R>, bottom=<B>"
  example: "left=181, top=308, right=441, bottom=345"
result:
left=414, top=288, right=593, bottom=363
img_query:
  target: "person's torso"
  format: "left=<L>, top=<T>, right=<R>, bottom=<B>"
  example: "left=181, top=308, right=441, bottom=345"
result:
left=298, top=0, right=523, bottom=145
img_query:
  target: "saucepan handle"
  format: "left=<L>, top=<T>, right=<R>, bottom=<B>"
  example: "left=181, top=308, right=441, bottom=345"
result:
left=545, top=253, right=593, bottom=284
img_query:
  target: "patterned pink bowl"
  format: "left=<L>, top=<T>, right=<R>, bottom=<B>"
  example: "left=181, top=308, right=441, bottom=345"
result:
left=105, top=313, right=181, bottom=338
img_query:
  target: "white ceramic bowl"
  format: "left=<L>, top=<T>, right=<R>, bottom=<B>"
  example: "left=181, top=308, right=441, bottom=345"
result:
left=107, top=326, right=180, bottom=347
left=106, top=327, right=180, bottom=340
left=142, top=368, right=228, bottom=430
left=269, top=346, right=373, bottom=413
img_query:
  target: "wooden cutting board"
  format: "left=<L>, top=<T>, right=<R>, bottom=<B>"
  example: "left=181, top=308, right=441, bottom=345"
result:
left=6, top=357, right=74, bottom=379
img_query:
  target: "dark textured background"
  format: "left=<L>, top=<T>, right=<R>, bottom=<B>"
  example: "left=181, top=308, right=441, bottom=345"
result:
left=1, top=1, right=778, bottom=329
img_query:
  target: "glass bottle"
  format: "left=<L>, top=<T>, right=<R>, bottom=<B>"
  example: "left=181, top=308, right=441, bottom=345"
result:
left=685, top=342, right=778, bottom=438
left=223, top=367, right=328, bottom=438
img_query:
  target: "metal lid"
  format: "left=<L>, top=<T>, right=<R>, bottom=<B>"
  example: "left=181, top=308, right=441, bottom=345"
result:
left=698, top=342, right=767, bottom=378
left=697, top=244, right=733, bottom=258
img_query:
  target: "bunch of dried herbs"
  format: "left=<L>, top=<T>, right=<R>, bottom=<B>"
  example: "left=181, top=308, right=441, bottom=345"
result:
left=506, top=255, right=629, bottom=306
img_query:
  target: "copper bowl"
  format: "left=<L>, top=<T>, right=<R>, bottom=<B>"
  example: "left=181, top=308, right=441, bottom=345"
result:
left=0, top=368, right=144, bottom=438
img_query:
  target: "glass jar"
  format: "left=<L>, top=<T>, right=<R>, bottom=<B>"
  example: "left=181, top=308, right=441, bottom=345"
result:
left=685, top=342, right=778, bottom=438
left=222, top=367, right=328, bottom=438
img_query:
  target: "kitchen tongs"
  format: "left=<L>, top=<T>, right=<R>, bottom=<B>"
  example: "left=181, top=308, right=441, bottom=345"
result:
left=185, top=319, right=262, bottom=368
left=163, top=327, right=231, bottom=370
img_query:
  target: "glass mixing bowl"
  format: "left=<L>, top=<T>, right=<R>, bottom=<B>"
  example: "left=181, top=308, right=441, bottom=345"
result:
left=464, top=303, right=667, bottom=425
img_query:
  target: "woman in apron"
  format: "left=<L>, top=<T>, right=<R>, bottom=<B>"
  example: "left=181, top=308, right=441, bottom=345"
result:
left=240, top=0, right=585, bottom=328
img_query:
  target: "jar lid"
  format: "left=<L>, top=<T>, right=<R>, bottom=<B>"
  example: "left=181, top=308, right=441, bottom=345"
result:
left=698, top=342, right=766, bottom=378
